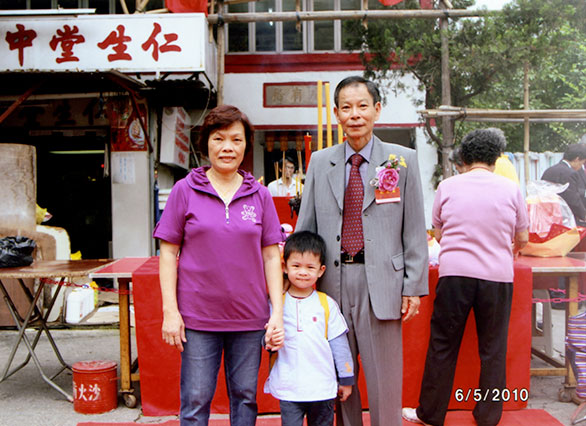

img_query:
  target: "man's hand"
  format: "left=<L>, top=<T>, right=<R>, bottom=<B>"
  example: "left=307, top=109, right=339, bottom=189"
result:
left=338, top=385, right=352, bottom=402
left=401, top=296, right=420, bottom=323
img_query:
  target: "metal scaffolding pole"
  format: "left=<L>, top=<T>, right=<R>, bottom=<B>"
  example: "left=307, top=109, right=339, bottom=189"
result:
left=207, top=9, right=487, bottom=24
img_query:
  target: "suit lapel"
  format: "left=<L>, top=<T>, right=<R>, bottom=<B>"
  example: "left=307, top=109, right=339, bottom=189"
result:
left=326, top=144, right=346, bottom=211
left=363, top=138, right=388, bottom=211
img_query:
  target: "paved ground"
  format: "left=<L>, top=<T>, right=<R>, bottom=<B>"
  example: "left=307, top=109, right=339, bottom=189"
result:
left=0, top=309, right=582, bottom=426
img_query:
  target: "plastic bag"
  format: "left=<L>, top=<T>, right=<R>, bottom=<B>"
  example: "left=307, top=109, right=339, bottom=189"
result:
left=526, top=180, right=576, bottom=238
left=0, top=236, right=36, bottom=268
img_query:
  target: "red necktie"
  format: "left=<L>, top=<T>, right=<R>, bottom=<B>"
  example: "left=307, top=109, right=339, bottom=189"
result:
left=341, top=154, right=365, bottom=256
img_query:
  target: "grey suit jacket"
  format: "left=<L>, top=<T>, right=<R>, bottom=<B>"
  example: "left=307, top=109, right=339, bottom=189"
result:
left=296, top=137, right=429, bottom=320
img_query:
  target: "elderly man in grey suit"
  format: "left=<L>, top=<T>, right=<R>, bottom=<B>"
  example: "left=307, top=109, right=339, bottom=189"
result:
left=296, top=76, right=429, bottom=426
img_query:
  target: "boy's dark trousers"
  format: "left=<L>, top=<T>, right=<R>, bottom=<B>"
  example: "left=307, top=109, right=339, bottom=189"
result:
left=280, top=399, right=335, bottom=426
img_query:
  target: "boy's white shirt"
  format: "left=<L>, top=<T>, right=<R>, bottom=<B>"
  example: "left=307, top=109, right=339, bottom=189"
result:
left=264, top=290, right=349, bottom=402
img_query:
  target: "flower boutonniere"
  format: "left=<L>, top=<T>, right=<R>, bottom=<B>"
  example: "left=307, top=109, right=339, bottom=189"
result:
left=369, top=154, right=406, bottom=204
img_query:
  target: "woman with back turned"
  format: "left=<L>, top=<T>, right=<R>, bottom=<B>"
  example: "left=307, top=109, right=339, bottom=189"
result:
left=403, top=128, right=529, bottom=426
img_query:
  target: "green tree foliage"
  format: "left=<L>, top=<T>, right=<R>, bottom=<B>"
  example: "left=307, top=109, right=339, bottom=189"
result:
left=345, top=0, right=586, bottom=154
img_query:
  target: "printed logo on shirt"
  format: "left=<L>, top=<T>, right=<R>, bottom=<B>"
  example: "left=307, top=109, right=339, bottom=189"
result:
left=241, top=205, right=257, bottom=223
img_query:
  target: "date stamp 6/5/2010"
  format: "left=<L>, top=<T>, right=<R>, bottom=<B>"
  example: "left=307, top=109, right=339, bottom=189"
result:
left=454, top=388, right=529, bottom=403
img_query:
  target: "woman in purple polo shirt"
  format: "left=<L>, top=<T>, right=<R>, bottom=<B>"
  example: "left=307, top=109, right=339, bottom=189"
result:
left=154, top=105, right=285, bottom=425
left=403, top=128, right=529, bottom=426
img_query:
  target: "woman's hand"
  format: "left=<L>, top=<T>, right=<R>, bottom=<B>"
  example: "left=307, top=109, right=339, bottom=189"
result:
left=262, top=244, right=285, bottom=350
left=265, top=325, right=285, bottom=351
left=265, top=312, right=284, bottom=351
left=401, top=296, right=420, bottom=323
left=162, top=309, right=186, bottom=352
left=513, top=229, right=529, bottom=257
left=159, top=241, right=184, bottom=351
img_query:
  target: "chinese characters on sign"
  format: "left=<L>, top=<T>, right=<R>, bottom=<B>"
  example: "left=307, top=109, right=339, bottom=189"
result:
left=5, top=23, right=36, bottom=66
left=0, top=14, right=206, bottom=72
left=264, top=83, right=325, bottom=108
left=141, top=22, right=181, bottom=61
left=160, top=107, right=191, bottom=169
left=74, top=382, right=102, bottom=402
left=97, top=24, right=133, bottom=61
left=11, top=22, right=180, bottom=64
left=49, top=24, right=85, bottom=63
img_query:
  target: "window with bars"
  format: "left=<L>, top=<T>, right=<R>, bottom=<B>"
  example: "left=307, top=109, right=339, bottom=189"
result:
left=227, top=0, right=387, bottom=53
left=0, top=0, right=163, bottom=14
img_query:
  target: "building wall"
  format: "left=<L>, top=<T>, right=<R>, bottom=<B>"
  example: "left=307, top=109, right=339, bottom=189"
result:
left=224, top=71, right=423, bottom=126
left=414, top=126, right=438, bottom=228
left=224, top=70, right=438, bottom=228
left=508, top=151, right=564, bottom=197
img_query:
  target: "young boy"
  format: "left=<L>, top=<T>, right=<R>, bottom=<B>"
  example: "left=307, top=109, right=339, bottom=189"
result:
left=264, top=231, right=355, bottom=426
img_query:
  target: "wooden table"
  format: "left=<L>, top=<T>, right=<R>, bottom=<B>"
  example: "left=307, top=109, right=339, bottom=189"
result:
left=0, top=259, right=113, bottom=401
left=89, top=257, right=150, bottom=408
left=516, top=253, right=585, bottom=403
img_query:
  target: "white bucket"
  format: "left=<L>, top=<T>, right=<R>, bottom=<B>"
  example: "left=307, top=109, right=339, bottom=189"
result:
left=66, top=287, right=95, bottom=324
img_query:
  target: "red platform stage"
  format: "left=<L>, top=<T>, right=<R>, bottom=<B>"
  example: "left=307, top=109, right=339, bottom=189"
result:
left=132, top=258, right=532, bottom=417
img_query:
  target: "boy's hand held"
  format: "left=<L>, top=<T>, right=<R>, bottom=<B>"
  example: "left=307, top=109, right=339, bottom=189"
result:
left=271, top=327, right=285, bottom=348
left=338, top=385, right=352, bottom=402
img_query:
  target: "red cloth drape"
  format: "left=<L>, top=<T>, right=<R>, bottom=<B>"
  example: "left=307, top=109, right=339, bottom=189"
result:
left=133, top=259, right=531, bottom=416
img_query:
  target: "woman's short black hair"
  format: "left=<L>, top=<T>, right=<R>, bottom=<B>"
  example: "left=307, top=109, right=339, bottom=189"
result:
left=334, top=76, right=381, bottom=107
left=197, top=105, right=254, bottom=158
left=283, top=231, right=326, bottom=266
left=460, top=128, right=506, bottom=166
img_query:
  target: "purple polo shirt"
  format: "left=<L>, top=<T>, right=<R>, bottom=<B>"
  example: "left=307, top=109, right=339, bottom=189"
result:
left=153, top=167, right=285, bottom=332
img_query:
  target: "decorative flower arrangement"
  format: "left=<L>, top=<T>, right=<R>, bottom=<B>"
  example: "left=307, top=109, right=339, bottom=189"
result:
left=369, top=154, right=407, bottom=192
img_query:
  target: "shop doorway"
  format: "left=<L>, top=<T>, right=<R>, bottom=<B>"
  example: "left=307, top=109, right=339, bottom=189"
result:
left=33, top=133, right=112, bottom=260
